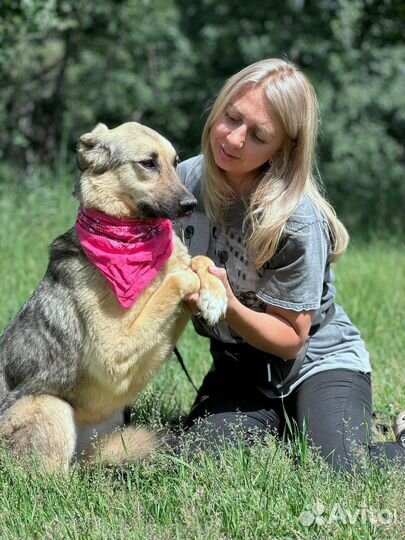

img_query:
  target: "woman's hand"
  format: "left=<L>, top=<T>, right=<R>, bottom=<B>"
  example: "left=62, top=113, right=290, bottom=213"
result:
left=184, top=265, right=235, bottom=317
left=207, top=266, right=236, bottom=309
left=184, top=291, right=201, bottom=316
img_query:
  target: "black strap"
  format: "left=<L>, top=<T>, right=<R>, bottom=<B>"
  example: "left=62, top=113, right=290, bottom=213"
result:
left=123, top=406, right=132, bottom=425
left=309, top=304, right=336, bottom=336
left=173, top=347, right=199, bottom=393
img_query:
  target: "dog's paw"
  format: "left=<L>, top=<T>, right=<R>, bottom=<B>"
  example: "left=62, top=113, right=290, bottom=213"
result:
left=197, top=283, right=227, bottom=326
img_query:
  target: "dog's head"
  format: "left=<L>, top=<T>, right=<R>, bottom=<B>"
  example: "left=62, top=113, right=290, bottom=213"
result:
left=75, top=122, right=197, bottom=220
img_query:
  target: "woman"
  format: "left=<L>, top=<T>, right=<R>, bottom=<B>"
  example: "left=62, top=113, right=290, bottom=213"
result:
left=176, top=58, right=405, bottom=472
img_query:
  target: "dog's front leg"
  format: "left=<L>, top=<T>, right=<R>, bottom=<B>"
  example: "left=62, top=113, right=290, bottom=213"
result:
left=118, top=269, right=200, bottom=358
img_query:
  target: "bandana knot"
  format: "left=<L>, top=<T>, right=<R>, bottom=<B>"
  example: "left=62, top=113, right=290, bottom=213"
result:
left=75, top=207, right=174, bottom=308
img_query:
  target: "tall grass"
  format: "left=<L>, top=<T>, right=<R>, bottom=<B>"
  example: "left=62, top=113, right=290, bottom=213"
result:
left=0, top=173, right=404, bottom=539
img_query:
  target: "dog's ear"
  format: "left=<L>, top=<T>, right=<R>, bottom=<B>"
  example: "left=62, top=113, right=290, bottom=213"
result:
left=77, top=123, right=113, bottom=173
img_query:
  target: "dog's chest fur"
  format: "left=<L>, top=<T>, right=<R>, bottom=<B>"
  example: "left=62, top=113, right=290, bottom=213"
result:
left=69, top=233, right=191, bottom=424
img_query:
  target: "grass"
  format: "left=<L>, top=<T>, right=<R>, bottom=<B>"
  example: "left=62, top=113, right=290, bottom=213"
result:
left=0, top=173, right=404, bottom=539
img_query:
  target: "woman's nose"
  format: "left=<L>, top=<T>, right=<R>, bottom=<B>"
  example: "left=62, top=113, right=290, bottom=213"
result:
left=227, top=125, right=246, bottom=148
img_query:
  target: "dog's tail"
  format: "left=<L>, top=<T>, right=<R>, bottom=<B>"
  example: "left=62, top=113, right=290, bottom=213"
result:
left=80, top=426, right=166, bottom=466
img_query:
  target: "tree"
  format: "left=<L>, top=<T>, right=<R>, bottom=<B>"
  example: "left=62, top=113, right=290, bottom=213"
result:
left=0, top=0, right=195, bottom=167
left=0, top=0, right=403, bottom=235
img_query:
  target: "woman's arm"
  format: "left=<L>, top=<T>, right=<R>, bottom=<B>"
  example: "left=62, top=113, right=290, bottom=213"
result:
left=187, top=266, right=314, bottom=360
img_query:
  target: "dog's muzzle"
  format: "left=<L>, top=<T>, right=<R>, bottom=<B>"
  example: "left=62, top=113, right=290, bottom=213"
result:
left=179, top=197, right=197, bottom=217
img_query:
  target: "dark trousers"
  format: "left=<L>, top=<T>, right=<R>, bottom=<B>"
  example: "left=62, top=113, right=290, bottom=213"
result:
left=185, top=367, right=405, bottom=473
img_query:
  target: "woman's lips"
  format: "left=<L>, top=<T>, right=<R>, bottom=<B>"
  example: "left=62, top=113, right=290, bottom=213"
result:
left=218, top=144, right=240, bottom=161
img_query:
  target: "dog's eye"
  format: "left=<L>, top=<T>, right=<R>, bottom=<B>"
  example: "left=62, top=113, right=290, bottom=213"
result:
left=138, top=159, right=156, bottom=169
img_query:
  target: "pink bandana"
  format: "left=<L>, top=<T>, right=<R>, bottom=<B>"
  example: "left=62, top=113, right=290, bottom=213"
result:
left=75, top=207, right=174, bottom=308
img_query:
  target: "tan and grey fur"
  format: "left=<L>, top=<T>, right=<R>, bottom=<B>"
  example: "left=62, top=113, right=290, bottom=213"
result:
left=0, top=122, right=227, bottom=471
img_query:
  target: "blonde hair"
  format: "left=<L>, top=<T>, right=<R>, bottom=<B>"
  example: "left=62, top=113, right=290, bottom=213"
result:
left=201, top=58, right=349, bottom=268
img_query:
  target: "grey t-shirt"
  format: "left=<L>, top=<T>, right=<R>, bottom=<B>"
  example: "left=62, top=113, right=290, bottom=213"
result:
left=177, top=155, right=371, bottom=397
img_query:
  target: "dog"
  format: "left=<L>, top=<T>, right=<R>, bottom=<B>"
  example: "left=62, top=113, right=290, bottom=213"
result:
left=0, top=122, right=227, bottom=471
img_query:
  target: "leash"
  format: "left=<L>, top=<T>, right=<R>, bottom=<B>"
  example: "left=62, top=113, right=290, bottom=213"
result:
left=173, top=347, right=199, bottom=393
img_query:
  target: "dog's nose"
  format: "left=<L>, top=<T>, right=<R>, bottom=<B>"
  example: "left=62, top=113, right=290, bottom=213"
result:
left=179, top=197, right=197, bottom=216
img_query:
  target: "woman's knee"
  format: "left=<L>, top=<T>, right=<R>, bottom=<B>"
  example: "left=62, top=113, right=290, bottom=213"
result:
left=292, top=369, right=373, bottom=472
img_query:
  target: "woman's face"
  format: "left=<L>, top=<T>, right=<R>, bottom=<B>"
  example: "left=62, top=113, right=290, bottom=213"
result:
left=210, top=85, right=285, bottom=195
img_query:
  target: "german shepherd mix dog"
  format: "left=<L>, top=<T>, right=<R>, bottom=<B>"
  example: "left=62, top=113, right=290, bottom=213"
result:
left=0, top=122, right=227, bottom=472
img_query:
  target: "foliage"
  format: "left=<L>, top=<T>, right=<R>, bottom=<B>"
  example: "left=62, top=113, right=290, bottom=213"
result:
left=0, top=0, right=194, bottom=165
left=0, top=0, right=404, bottom=236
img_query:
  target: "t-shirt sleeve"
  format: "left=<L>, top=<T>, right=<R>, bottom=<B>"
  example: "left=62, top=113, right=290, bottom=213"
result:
left=178, top=161, right=188, bottom=184
left=178, top=155, right=203, bottom=187
left=256, top=220, right=330, bottom=312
